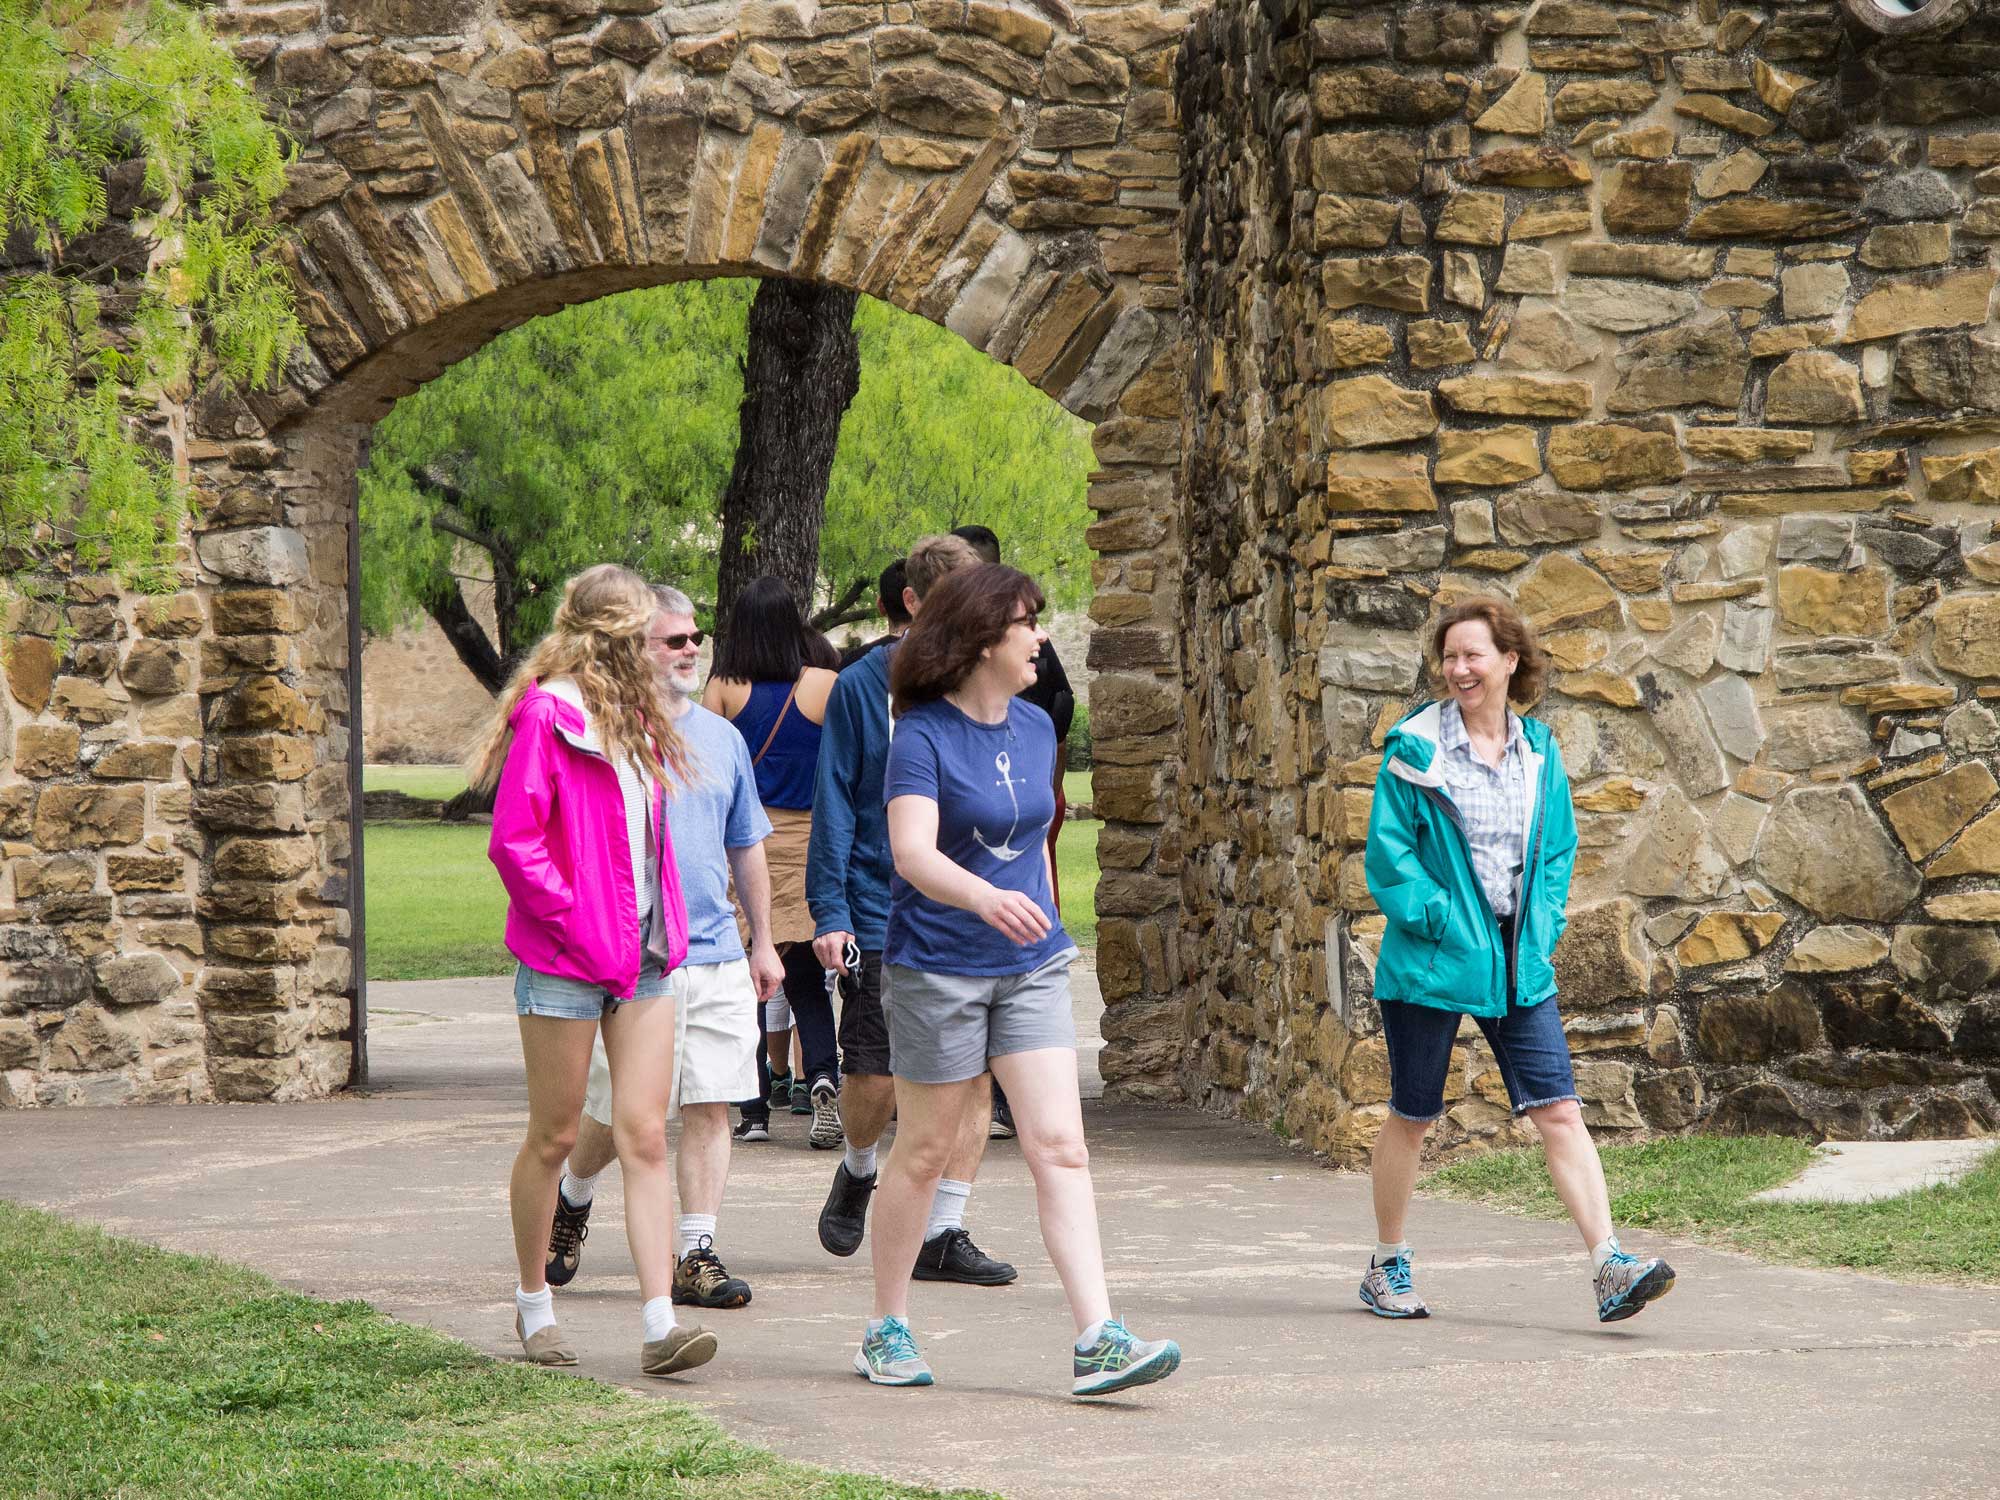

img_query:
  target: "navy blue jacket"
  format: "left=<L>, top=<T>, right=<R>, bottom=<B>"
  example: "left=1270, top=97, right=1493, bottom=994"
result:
left=806, top=642, right=895, bottom=949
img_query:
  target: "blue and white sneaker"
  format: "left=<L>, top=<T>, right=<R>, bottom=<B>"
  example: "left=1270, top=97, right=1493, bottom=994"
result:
left=1072, top=1318, right=1181, bottom=1397
left=1595, top=1249, right=1675, bottom=1323
left=1359, top=1253, right=1430, bottom=1319
left=853, top=1316, right=934, bottom=1386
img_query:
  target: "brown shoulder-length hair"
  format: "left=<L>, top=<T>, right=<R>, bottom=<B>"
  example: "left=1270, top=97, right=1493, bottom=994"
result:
left=1429, top=595, right=1548, bottom=707
left=890, top=563, right=1045, bottom=716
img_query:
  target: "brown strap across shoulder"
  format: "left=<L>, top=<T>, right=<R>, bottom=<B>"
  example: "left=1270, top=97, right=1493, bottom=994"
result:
left=751, top=680, right=801, bottom=768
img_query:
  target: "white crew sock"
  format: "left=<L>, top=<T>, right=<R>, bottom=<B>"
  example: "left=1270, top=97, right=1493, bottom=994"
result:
left=515, top=1285, right=556, bottom=1338
left=925, top=1179, right=972, bottom=1240
left=844, top=1141, right=877, bottom=1179
left=678, top=1212, right=718, bottom=1257
left=1591, top=1235, right=1621, bottom=1273
left=1375, top=1240, right=1411, bottom=1266
left=559, top=1162, right=600, bottom=1208
left=641, top=1294, right=677, bottom=1342
left=1076, top=1316, right=1111, bottom=1352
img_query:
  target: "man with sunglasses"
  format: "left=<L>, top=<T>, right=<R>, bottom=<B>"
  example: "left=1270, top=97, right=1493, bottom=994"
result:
left=808, top=535, right=1017, bottom=1286
left=542, top=587, right=787, bottom=1311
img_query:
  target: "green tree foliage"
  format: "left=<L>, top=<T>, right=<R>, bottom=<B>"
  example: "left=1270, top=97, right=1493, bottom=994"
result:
left=0, top=0, right=301, bottom=591
left=360, top=277, right=1095, bottom=668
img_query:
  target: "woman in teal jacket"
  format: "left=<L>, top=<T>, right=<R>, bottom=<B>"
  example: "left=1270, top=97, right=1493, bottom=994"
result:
left=1360, top=596, right=1677, bottom=1326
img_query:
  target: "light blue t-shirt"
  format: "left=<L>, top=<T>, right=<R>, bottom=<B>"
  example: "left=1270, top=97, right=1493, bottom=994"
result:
left=883, top=696, right=1069, bottom=976
left=668, top=703, right=772, bottom=966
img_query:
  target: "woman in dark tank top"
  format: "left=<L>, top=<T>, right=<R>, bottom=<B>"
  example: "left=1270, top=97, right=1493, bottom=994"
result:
left=703, top=576, right=842, bottom=1137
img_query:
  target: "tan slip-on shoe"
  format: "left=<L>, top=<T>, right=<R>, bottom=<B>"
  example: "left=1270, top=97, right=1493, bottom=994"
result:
left=515, top=1311, right=579, bottom=1366
left=641, top=1323, right=718, bottom=1377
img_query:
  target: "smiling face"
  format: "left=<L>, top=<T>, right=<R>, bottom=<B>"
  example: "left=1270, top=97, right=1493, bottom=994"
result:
left=648, top=611, right=703, bottom=699
left=980, top=599, right=1046, bottom=695
left=1440, top=617, right=1517, bottom=718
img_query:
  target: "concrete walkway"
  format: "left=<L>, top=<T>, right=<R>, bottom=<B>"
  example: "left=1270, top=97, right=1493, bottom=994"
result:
left=1752, top=1139, right=1997, bottom=1204
left=3, top=977, right=1998, bottom=1499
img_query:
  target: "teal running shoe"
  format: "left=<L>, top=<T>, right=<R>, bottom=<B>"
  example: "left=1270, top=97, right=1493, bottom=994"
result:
left=1359, top=1252, right=1430, bottom=1318
left=1072, top=1318, right=1181, bottom=1397
left=853, top=1316, right=934, bottom=1387
left=1595, top=1249, right=1675, bottom=1323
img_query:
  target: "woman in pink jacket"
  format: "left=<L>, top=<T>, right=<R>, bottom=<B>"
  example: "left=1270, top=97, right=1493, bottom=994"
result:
left=466, top=563, right=715, bottom=1377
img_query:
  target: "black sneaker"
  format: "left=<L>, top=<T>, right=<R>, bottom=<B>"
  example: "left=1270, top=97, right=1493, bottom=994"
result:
left=545, top=1190, right=591, bottom=1288
left=989, top=1093, right=1016, bottom=1140
left=733, top=1116, right=770, bottom=1143
left=818, top=1161, right=875, bottom=1257
left=790, top=1078, right=812, bottom=1114
left=912, top=1227, right=1017, bottom=1286
left=673, top=1234, right=752, bottom=1309
left=767, top=1071, right=793, bottom=1112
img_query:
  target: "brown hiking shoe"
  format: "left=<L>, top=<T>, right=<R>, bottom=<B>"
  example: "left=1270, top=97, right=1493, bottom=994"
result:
left=515, top=1311, right=578, bottom=1366
left=641, top=1323, right=718, bottom=1377
left=673, top=1236, right=752, bottom=1308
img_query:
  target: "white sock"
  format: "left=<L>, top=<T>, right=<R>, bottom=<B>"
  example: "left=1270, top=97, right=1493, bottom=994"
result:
left=515, top=1285, right=556, bottom=1338
left=1591, top=1235, right=1621, bottom=1273
left=1375, top=1240, right=1410, bottom=1266
left=926, top=1178, right=971, bottom=1240
left=678, top=1212, right=717, bottom=1257
left=641, top=1294, right=677, bottom=1342
left=844, top=1141, right=877, bottom=1179
left=1076, top=1316, right=1110, bottom=1352
left=559, top=1162, right=599, bottom=1208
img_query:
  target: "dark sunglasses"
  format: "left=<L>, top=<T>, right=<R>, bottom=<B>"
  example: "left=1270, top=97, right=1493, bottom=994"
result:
left=650, top=630, right=704, bottom=650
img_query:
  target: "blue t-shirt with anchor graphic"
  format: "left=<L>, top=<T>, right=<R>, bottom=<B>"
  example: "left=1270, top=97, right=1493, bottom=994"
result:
left=883, top=695, right=1070, bottom=976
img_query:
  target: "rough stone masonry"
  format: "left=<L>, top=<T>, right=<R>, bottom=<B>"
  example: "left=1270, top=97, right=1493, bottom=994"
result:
left=1176, top=0, right=2000, bottom=1159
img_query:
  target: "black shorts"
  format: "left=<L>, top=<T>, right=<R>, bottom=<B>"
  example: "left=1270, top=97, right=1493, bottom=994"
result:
left=834, top=949, right=892, bottom=1078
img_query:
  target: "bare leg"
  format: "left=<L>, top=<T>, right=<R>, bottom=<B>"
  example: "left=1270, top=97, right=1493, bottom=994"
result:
left=1529, top=1100, right=1614, bottom=1249
left=990, top=1048, right=1111, bottom=1334
left=943, top=1070, right=991, bottom=1184
left=677, top=1102, right=731, bottom=1218
left=568, top=1111, right=617, bottom=1182
left=870, top=1076, right=982, bottom=1321
left=1370, top=1114, right=1431, bottom=1246
left=842, top=1073, right=897, bottom=1151
left=600, top=993, right=679, bottom=1306
left=510, top=1015, right=596, bottom=1292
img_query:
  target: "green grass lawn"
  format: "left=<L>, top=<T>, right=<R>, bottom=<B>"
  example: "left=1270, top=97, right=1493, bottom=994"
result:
left=1425, top=1135, right=2000, bottom=1285
left=363, top=763, right=468, bottom=802
left=0, top=1205, right=992, bottom=1500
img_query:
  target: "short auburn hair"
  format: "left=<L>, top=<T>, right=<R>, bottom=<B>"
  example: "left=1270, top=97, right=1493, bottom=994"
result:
left=1430, top=595, right=1548, bottom=707
left=890, top=563, right=1046, bottom=716
left=904, top=534, right=981, bottom=600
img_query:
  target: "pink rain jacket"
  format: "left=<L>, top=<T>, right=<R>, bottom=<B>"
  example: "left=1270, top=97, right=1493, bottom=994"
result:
left=488, top=684, right=689, bottom=998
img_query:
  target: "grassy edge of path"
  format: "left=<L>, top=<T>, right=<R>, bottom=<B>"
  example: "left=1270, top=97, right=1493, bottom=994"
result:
left=1423, top=1135, right=2000, bottom=1286
left=0, top=1204, right=995, bottom=1500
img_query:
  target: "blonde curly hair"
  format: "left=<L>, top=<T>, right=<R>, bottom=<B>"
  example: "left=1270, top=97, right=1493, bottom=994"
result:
left=466, top=564, right=691, bottom=794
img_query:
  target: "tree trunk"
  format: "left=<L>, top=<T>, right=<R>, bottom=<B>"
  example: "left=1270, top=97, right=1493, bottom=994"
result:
left=714, top=278, right=861, bottom=644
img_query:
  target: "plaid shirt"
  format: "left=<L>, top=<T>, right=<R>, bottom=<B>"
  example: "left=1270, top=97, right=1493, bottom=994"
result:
left=1436, top=700, right=1529, bottom=919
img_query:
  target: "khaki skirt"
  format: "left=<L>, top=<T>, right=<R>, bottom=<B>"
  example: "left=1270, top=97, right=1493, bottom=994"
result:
left=759, top=805, right=816, bottom=946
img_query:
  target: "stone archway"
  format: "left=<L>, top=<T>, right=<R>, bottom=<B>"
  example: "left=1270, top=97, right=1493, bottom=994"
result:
left=0, top=1, right=1199, bottom=1106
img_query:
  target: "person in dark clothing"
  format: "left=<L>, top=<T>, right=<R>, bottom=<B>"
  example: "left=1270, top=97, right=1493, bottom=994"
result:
left=949, top=526, right=1076, bottom=1143
left=838, top=559, right=913, bottom=669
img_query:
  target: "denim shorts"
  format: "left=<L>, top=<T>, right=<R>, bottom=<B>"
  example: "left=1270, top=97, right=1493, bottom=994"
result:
left=1378, top=994, right=1579, bottom=1123
left=513, top=962, right=673, bottom=1021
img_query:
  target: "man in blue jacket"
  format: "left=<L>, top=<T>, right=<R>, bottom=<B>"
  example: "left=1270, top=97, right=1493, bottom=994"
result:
left=808, top=534, right=1015, bottom=1285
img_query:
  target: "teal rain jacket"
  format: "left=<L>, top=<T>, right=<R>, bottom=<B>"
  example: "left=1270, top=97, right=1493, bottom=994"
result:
left=1363, top=701, right=1579, bottom=1018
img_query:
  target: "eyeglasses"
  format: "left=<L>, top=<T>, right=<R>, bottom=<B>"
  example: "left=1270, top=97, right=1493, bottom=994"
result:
left=1008, top=613, right=1039, bottom=631
left=649, top=631, right=704, bottom=650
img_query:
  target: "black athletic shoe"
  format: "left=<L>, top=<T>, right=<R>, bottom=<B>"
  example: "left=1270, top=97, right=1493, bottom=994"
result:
left=790, top=1078, right=812, bottom=1114
left=545, top=1191, right=591, bottom=1288
left=989, top=1093, right=1016, bottom=1140
left=818, top=1161, right=876, bottom=1257
left=912, top=1227, right=1017, bottom=1286
left=733, top=1117, right=770, bottom=1143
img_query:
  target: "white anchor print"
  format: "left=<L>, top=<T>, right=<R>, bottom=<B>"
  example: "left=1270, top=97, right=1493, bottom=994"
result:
left=971, top=749, right=1045, bottom=862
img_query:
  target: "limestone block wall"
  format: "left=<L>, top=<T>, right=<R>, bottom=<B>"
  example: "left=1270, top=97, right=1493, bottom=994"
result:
left=1177, top=0, right=2000, bottom=1157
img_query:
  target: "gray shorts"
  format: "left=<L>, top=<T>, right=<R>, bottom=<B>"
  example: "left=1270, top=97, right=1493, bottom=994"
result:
left=882, top=948, right=1080, bottom=1085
